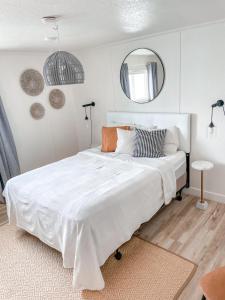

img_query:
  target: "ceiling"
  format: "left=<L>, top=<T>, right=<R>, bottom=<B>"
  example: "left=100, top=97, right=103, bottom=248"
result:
left=1, top=0, right=225, bottom=51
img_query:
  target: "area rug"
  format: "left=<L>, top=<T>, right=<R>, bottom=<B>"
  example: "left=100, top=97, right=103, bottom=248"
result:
left=0, top=224, right=197, bottom=300
left=0, top=204, right=7, bottom=226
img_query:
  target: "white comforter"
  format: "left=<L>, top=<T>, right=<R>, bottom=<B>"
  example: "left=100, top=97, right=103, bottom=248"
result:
left=3, top=149, right=176, bottom=290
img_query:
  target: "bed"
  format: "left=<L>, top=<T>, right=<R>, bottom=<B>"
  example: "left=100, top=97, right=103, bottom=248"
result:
left=3, top=111, right=191, bottom=291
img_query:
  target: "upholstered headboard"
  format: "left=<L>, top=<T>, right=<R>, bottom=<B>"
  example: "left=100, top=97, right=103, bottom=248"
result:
left=107, top=112, right=191, bottom=153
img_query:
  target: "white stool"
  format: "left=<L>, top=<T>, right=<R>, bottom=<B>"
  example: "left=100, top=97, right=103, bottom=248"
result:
left=191, top=161, right=214, bottom=210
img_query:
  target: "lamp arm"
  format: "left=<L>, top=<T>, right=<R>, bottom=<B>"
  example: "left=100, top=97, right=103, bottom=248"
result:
left=82, top=102, right=95, bottom=108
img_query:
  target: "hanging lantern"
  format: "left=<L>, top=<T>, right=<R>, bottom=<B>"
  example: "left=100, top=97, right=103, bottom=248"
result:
left=43, top=51, right=84, bottom=86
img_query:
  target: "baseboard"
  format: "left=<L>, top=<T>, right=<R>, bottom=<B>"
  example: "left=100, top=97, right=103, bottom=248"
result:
left=184, top=187, right=225, bottom=204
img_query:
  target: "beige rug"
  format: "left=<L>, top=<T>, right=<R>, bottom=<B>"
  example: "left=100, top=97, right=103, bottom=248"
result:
left=0, top=204, right=7, bottom=226
left=0, top=224, right=197, bottom=300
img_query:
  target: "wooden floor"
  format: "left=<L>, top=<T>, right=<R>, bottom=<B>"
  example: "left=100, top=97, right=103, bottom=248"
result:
left=137, top=195, right=225, bottom=300
left=1, top=195, right=225, bottom=299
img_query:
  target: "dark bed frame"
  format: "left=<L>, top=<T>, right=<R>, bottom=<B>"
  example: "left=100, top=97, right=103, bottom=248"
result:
left=114, top=152, right=190, bottom=260
left=175, top=152, right=190, bottom=201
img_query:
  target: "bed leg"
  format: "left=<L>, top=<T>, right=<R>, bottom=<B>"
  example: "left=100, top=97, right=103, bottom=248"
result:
left=176, top=190, right=182, bottom=201
left=114, top=249, right=122, bottom=260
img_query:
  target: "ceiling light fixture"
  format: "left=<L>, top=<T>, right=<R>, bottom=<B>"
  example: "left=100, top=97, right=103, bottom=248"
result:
left=42, top=16, right=84, bottom=86
left=44, top=36, right=58, bottom=41
left=41, top=15, right=61, bottom=24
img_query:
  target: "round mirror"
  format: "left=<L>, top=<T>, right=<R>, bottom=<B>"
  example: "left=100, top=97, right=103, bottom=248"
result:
left=120, top=48, right=165, bottom=103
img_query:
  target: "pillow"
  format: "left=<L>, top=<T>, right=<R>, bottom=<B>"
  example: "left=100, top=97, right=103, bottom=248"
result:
left=163, top=126, right=179, bottom=155
left=115, top=128, right=135, bottom=155
left=133, top=128, right=167, bottom=158
left=101, top=126, right=130, bottom=152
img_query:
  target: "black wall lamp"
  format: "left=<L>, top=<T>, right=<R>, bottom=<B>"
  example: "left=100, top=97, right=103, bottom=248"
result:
left=209, top=99, right=225, bottom=129
left=82, top=101, right=95, bottom=120
left=82, top=101, right=95, bottom=147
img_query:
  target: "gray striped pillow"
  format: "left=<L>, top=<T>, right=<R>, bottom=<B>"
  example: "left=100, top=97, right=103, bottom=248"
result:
left=133, top=128, right=167, bottom=158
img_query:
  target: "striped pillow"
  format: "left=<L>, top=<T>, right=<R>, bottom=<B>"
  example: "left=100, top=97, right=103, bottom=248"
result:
left=133, top=128, right=167, bottom=158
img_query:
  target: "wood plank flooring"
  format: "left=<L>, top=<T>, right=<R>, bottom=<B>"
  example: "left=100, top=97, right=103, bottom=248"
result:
left=137, top=195, right=225, bottom=300
left=1, top=195, right=225, bottom=299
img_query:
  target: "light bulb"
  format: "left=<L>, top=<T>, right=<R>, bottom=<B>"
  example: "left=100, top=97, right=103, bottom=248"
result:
left=207, top=124, right=217, bottom=138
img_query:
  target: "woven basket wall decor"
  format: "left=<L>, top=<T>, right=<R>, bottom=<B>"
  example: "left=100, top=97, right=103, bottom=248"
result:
left=49, top=89, right=65, bottom=109
left=20, top=69, right=44, bottom=96
left=30, top=103, right=45, bottom=120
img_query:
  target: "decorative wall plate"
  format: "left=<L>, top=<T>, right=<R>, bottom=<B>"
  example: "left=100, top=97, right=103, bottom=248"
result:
left=49, top=89, right=65, bottom=109
left=20, top=69, right=44, bottom=96
left=30, top=103, right=45, bottom=120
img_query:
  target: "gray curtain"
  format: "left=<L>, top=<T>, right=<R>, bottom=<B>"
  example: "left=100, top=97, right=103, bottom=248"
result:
left=120, top=63, right=130, bottom=98
left=0, top=97, right=20, bottom=202
left=147, top=62, right=158, bottom=100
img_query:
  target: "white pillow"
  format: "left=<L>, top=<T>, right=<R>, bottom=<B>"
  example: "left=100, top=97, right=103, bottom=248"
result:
left=163, top=126, right=179, bottom=155
left=115, top=128, right=135, bottom=155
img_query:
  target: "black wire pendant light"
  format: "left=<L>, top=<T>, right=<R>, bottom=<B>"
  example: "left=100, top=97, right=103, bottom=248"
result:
left=42, top=16, right=84, bottom=86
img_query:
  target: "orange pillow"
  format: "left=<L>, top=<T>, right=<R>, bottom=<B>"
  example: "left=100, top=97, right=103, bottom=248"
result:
left=101, top=126, right=130, bottom=152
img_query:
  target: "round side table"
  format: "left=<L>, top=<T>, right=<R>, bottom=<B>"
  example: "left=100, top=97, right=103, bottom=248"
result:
left=191, top=160, right=214, bottom=210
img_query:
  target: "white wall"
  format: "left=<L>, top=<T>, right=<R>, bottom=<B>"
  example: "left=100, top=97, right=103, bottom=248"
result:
left=76, top=32, right=180, bottom=149
left=181, top=23, right=225, bottom=202
left=0, top=52, right=81, bottom=172
left=75, top=22, right=225, bottom=202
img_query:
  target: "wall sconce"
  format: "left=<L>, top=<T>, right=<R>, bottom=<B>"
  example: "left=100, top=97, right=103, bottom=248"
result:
left=82, top=101, right=95, bottom=147
left=208, top=99, right=225, bottom=137
left=82, top=101, right=95, bottom=120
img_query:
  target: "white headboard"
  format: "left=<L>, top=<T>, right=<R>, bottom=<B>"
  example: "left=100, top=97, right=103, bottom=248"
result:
left=107, top=111, right=191, bottom=153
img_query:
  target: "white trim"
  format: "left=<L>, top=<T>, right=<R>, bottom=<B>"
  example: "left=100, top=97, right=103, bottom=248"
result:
left=185, top=187, right=225, bottom=204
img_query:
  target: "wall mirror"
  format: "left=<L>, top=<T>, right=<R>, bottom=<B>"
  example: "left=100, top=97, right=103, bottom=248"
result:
left=120, top=48, right=165, bottom=103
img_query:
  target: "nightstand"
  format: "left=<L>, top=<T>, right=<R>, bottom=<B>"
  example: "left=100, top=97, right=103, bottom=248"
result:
left=191, top=160, right=214, bottom=210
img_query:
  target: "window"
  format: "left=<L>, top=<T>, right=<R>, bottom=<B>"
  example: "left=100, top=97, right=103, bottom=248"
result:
left=129, top=67, right=149, bottom=102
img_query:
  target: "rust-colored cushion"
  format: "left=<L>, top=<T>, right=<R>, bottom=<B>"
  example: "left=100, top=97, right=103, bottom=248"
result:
left=101, top=126, right=130, bottom=152
left=200, top=267, right=225, bottom=300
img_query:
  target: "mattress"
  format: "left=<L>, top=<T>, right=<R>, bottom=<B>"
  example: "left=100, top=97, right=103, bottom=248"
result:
left=88, top=148, right=186, bottom=179
left=160, top=151, right=186, bottom=179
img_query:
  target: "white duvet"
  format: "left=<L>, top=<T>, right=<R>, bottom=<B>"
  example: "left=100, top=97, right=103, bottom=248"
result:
left=3, top=149, right=176, bottom=290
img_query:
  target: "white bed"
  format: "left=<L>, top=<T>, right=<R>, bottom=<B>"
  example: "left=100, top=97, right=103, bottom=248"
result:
left=3, top=112, right=191, bottom=291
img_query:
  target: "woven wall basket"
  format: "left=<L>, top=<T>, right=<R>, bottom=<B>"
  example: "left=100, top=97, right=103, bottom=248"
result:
left=30, top=103, right=45, bottom=120
left=49, top=89, right=65, bottom=109
left=20, top=69, right=44, bottom=96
